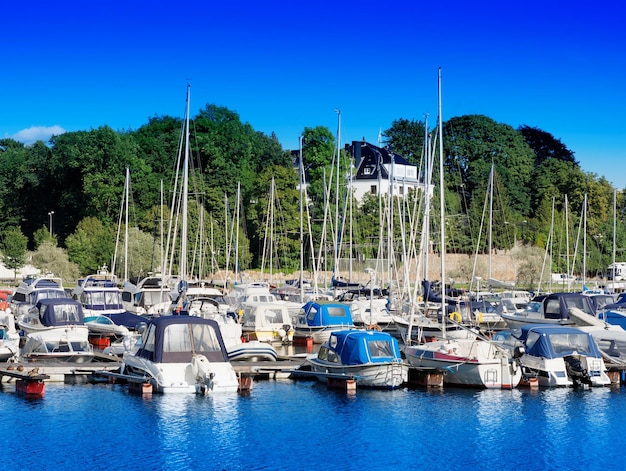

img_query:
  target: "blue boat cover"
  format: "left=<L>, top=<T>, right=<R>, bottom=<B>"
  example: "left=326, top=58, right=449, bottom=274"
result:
left=135, top=315, right=229, bottom=363
left=36, top=298, right=85, bottom=326
left=516, top=324, right=602, bottom=359
left=327, top=329, right=402, bottom=365
left=105, top=312, right=147, bottom=329
left=301, top=301, right=353, bottom=327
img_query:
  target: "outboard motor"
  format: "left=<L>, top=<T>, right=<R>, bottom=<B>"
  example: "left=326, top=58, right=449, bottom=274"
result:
left=564, top=355, right=592, bottom=387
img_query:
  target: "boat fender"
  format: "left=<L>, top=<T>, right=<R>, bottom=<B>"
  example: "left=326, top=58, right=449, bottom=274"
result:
left=416, top=296, right=423, bottom=302
left=449, top=311, right=462, bottom=323
left=475, top=312, right=483, bottom=324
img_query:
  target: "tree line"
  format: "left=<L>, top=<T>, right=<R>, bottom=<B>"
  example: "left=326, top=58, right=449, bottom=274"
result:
left=0, top=105, right=623, bottom=284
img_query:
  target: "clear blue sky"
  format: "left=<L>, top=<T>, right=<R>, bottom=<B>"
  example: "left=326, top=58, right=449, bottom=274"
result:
left=3, top=1, right=624, bottom=188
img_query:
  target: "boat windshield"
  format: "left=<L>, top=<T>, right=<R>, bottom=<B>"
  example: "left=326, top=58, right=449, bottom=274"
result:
left=368, top=339, right=394, bottom=358
left=52, top=304, right=82, bottom=323
left=162, top=323, right=222, bottom=358
left=548, top=332, right=594, bottom=355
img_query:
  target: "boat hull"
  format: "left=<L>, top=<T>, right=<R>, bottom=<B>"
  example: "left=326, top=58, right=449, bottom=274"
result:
left=308, top=359, right=408, bottom=389
left=404, top=339, right=521, bottom=389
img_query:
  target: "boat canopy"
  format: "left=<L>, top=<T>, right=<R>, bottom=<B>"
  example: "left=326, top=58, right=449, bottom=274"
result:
left=516, top=325, right=603, bottom=359
left=35, top=298, right=84, bottom=326
left=327, top=330, right=402, bottom=365
left=135, top=315, right=229, bottom=364
left=301, top=301, right=353, bottom=327
left=105, top=311, right=147, bottom=329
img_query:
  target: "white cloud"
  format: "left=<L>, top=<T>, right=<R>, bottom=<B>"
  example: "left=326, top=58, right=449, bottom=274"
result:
left=12, top=125, right=66, bottom=144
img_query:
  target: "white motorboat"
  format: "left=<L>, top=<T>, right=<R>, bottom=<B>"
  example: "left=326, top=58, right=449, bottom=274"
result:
left=72, top=269, right=126, bottom=317
left=120, top=315, right=239, bottom=394
left=0, top=311, right=19, bottom=362
left=240, top=302, right=294, bottom=344
left=511, top=324, right=611, bottom=388
left=9, top=274, right=67, bottom=319
left=121, top=275, right=174, bottom=316
left=18, top=298, right=94, bottom=363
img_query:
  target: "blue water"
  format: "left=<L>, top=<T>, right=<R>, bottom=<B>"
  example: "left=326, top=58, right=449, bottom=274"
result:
left=2, top=379, right=626, bottom=471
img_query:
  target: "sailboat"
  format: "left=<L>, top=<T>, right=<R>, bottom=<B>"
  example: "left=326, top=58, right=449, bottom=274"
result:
left=121, top=85, right=239, bottom=394
left=403, top=69, right=522, bottom=389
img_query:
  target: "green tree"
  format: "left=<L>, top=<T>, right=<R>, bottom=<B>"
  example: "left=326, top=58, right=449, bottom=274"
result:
left=33, top=226, right=58, bottom=249
left=65, top=217, right=115, bottom=275
left=30, top=241, right=81, bottom=283
left=383, top=118, right=426, bottom=165
left=0, top=226, right=28, bottom=280
left=443, top=115, right=535, bottom=216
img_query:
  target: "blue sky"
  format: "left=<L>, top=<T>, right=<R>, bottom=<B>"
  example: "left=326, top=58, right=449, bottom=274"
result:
left=3, top=1, right=624, bottom=188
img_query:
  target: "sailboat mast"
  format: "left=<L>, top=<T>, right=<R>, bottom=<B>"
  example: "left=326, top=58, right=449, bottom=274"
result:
left=334, top=109, right=341, bottom=287
left=488, top=164, right=494, bottom=281
left=124, top=166, right=129, bottom=282
left=299, top=136, right=305, bottom=303
left=180, top=83, right=190, bottom=283
left=437, top=67, right=446, bottom=336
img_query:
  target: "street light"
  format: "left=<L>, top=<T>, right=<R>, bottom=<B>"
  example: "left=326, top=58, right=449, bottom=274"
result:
left=48, top=211, right=54, bottom=236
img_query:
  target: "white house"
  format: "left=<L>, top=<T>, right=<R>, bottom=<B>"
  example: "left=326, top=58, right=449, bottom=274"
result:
left=347, top=140, right=430, bottom=202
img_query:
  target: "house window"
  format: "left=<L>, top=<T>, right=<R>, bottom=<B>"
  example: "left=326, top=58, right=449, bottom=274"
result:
left=399, top=186, right=404, bottom=195
left=370, top=185, right=377, bottom=194
left=363, top=167, right=372, bottom=175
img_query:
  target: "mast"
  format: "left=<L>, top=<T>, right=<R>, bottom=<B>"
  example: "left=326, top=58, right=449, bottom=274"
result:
left=438, top=67, right=446, bottom=337
left=180, top=83, right=190, bottom=283
left=299, top=136, right=305, bottom=303
left=124, top=166, right=129, bottom=282
left=333, top=108, right=341, bottom=290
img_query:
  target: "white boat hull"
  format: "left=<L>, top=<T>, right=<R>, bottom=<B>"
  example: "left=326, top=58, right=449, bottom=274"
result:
left=122, top=353, right=239, bottom=394
left=404, top=339, right=521, bottom=389
left=519, top=354, right=611, bottom=388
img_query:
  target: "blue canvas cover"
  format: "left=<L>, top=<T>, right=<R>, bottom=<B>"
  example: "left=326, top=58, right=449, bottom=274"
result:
left=36, top=298, right=84, bottom=326
left=328, top=329, right=402, bottom=365
left=106, top=311, right=149, bottom=329
left=135, top=315, right=228, bottom=364
left=516, top=325, right=603, bottom=359
left=302, top=301, right=353, bottom=327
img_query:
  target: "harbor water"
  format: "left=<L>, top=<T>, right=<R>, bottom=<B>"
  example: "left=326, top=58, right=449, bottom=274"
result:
left=2, top=378, right=626, bottom=471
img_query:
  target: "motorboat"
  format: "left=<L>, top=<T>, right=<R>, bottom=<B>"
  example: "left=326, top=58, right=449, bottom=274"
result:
left=239, top=302, right=294, bottom=343
left=225, top=282, right=277, bottom=313
left=511, top=324, right=611, bottom=388
left=18, top=298, right=94, bottom=363
left=293, top=300, right=354, bottom=344
left=176, top=300, right=278, bottom=362
left=500, top=292, right=588, bottom=330
left=84, top=315, right=130, bottom=337
left=9, top=274, right=67, bottom=318
left=121, top=275, right=174, bottom=316
left=120, top=315, right=239, bottom=394
left=404, top=336, right=521, bottom=389
left=72, top=269, right=126, bottom=317
left=307, top=329, right=408, bottom=389
left=0, top=311, right=19, bottom=361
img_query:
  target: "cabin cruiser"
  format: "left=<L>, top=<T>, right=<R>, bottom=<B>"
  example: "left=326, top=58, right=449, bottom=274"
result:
left=121, top=275, right=174, bottom=316
left=500, top=292, right=588, bottom=330
left=72, top=270, right=126, bottom=317
left=18, top=298, right=93, bottom=363
left=511, top=324, right=611, bottom=388
left=239, top=302, right=294, bottom=343
left=120, top=315, right=239, bottom=394
left=9, top=275, right=67, bottom=319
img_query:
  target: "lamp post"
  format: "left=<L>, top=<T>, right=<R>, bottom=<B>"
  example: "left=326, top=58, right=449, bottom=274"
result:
left=48, top=211, right=54, bottom=236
